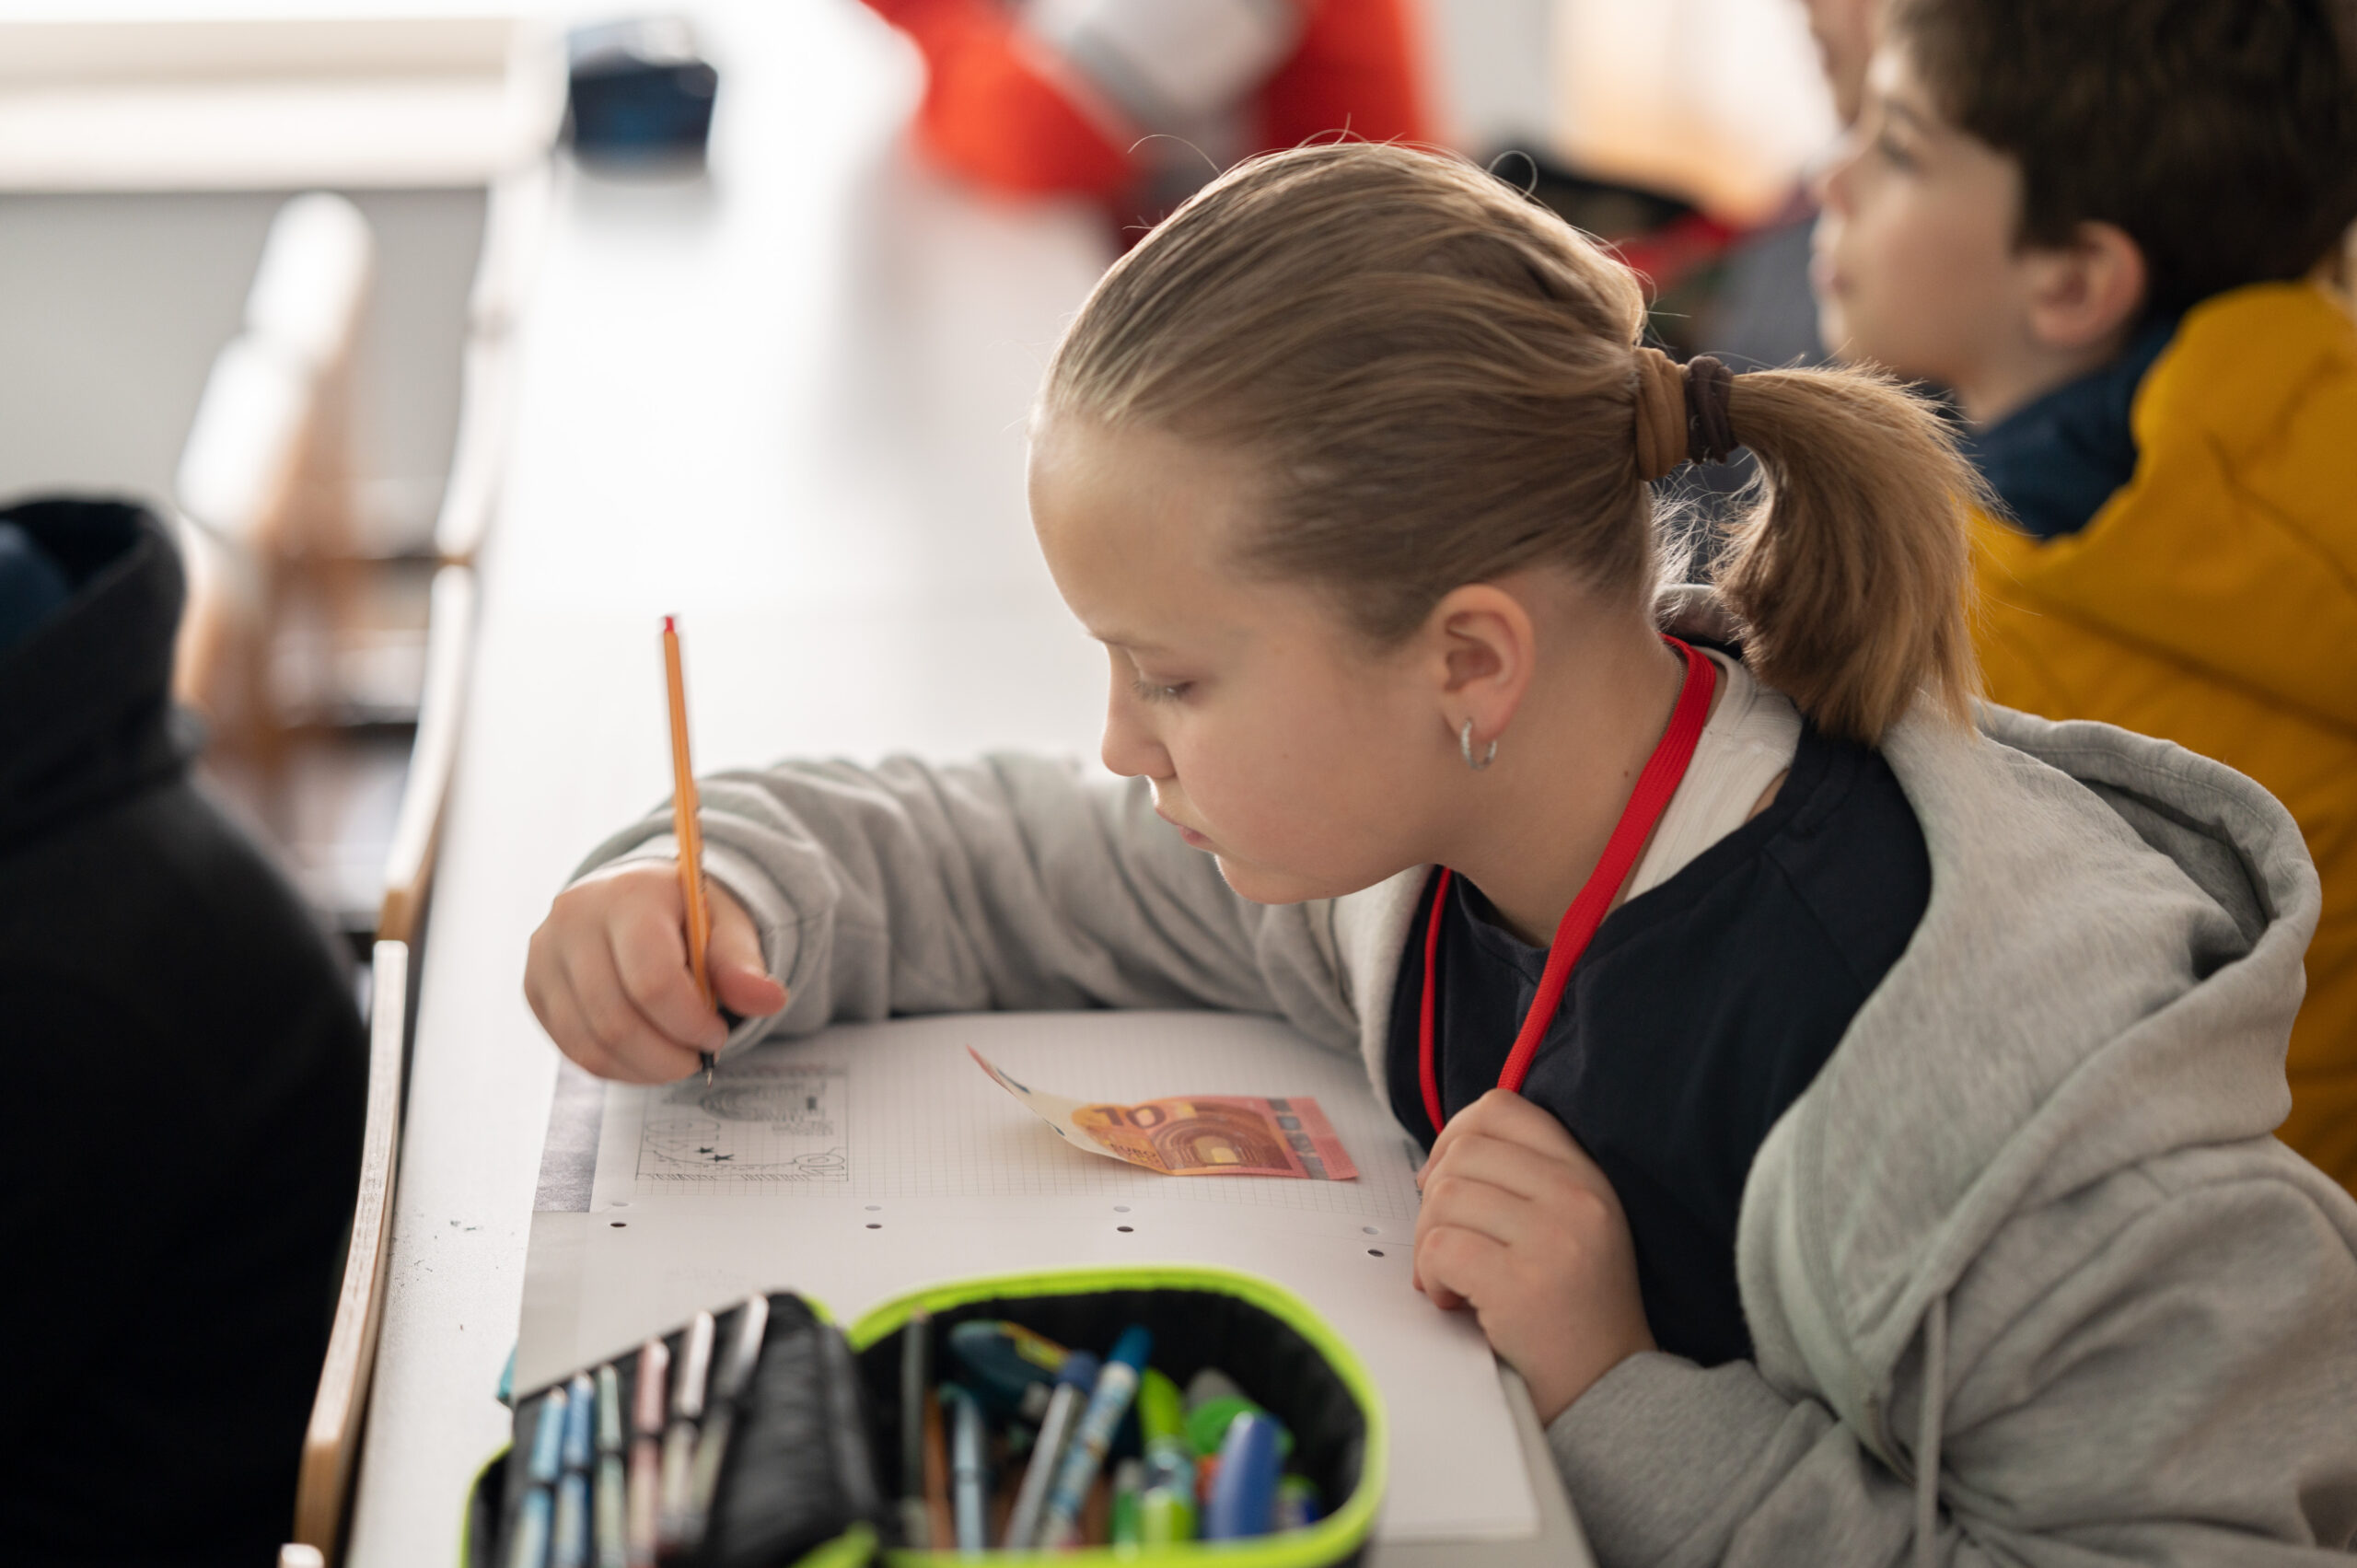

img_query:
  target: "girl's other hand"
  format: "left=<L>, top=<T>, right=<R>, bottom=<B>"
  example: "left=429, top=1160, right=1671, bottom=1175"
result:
left=1411, top=1089, right=1655, bottom=1423
left=524, top=862, right=789, bottom=1083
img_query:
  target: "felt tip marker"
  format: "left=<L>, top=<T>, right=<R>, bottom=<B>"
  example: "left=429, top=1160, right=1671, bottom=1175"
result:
left=946, top=1385, right=988, bottom=1554
left=1002, top=1350, right=1098, bottom=1550
left=1203, top=1411, right=1282, bottom=1540
left=1109, top=1458, right=1145, bottom=1549
left=553, top=1375, right=595, bottom=1568
left=508, top=1486, right=553, bottom=1568
left=658, top=1311, right=715, bottom=1552
left=1275, top=1474, right=1322, bottom=1532
left=627, top=1338, right=668, bottom=1568
left=899, top=1310, right=935, bottom=1550
left=593, top=1365, right=625, bottom=1568
left=1039, top=1327, right=1152, bottom=1550
left=510, top=1386, right=568, bottom=1568
left=686, top=1295, right=769, bottom=1545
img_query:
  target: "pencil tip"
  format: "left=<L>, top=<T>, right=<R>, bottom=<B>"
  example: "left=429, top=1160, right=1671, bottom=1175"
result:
left=663, top=613, right=677, bottom=633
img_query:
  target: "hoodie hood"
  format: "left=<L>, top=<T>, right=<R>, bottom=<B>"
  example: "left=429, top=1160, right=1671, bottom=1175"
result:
left=1736, top=696, right=2319, bottom=1467
left=0, top=497, right=196, bottom=854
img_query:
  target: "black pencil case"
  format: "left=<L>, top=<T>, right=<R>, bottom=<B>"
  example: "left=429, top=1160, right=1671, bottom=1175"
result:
left=469, top=1293, right=888, bottom=1568
left=470, top=1264, right=1384, bottom=1567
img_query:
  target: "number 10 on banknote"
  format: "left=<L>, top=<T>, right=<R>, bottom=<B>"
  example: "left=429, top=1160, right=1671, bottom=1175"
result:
left=968, top=1048, right=1359, bottom=1180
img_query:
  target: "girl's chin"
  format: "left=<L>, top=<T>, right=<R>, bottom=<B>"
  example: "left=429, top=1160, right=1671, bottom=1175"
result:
left=1212, top=853, right=1356, bottom=908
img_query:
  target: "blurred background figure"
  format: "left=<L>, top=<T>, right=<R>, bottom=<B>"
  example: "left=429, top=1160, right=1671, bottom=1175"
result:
left=857, top=0, right=1432, bottom=229
left=0, top=497, right=366, bottom=1562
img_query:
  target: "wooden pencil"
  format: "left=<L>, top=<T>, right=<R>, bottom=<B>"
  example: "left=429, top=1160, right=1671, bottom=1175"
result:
left=661, top=615, right=716, bottom=1084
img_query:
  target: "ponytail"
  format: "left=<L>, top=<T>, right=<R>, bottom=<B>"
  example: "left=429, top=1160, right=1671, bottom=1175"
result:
left=1713, top=366, right=1985, bottom=747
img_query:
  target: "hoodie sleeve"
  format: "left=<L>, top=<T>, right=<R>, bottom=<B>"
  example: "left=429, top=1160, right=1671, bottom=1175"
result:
left=574, top=751, right=1361, bottom=1059
left=1545, top=1156, right=2357, bottom=1566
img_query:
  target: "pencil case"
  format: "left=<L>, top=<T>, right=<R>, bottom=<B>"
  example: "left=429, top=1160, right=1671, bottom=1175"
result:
left=470, top=1263, right=1385, bottom=1568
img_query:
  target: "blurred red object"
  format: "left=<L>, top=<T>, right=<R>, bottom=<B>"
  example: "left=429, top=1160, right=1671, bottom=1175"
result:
left=865, top=0, right=1430, bottom=227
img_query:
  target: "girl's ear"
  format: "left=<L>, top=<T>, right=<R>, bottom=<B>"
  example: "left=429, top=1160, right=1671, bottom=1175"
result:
left=1427, top=582, right=1540, bottom=743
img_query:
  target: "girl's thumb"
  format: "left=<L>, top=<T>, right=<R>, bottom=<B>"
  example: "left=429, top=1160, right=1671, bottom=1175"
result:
left=708, top=895, right=788, bottom=1017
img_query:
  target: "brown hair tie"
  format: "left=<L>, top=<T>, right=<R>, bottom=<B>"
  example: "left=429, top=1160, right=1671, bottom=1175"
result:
left=1685, top=354, right=1737, bottom=464
left=1631, top=347, right=1740, bottom=480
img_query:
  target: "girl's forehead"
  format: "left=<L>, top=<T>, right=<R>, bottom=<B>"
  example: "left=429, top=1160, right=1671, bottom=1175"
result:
left=1028, top=421, right=1326, bottom=653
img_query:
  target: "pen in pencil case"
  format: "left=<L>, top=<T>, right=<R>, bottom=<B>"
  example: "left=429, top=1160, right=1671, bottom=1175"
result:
left=683, top=1293, right=769, bottom=1550
left=899, top=1309, right=935, bottom=1550
left=552, top=1372, right=595, bottom=1568
left=661, top=615, right=716, bottom=1086
left=510, top=1381, right=568, bottom=1568
left=628, top=1337, right=668, bottom=1568
left=658, top=1310, right=715, bottom=1554
left=594, top=1364, right=627, bottom=1568
left=1004, top=1350, right=1097, bottom=1549
left=1039, top=1327, right=1151, bottom=1549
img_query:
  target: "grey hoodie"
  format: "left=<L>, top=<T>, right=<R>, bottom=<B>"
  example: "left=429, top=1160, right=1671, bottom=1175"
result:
left=579, top=611, right=2357, bottom=1564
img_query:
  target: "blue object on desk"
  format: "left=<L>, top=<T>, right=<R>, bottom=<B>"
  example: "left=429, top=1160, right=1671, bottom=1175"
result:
left=946, top=1384, right=988, bottom=1553
left=529, top=1386, right=570, bottom=1485
left=1040, top=1328, right=1151, bottom=1548
left=1204, top=1411, right=1281, bottom=1540
left=1003, top=1350, right=1098, bottom=1550
left=566, top=17, right=718, bottom=164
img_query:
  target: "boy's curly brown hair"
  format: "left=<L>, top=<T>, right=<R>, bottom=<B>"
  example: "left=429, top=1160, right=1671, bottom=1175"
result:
left=1887, top=0, right=2357, bottom=319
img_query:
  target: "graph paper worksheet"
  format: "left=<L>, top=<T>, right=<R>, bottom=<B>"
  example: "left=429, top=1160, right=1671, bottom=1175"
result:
left=552, top=1011, right=1538, bottom=1543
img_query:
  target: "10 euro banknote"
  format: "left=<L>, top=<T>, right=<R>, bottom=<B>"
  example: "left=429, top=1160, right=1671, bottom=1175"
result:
left=968, top=1048, right=1359, bottom=1180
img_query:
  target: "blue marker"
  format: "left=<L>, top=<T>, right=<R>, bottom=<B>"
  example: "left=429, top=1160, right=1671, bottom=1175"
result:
left=529, top=1385, right=570, bottom=1483
left=553, top=1373, right=596, bottom=1568
left=1003, top=1351, right=1098, bottom=1549
left=508, top=1487, right=553, bottom=1568
left=592, top=1365, right=626, bottom=1568
left=1203, top=1411, right=1281, bottom=1540
left=1039, top=1328, right=1152, bottom=1549
left=510, top=1385, right=568, bottom=1568
left=1274, top=1474, right=1321, bottom=1531
left=945, top=1385, right=988, bottom=1554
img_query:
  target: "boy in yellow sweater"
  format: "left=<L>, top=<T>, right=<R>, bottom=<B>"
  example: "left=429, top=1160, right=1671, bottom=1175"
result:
left=1812, top=0, right=2357, bottom=1189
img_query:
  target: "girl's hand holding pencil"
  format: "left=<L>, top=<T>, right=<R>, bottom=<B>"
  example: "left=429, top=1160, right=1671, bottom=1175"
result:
left=526, top=863, right=787, bottom=1084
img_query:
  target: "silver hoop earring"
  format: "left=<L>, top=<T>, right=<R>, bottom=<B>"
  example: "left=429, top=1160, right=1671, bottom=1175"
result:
left=1460, top=719, right=1497, bottom=772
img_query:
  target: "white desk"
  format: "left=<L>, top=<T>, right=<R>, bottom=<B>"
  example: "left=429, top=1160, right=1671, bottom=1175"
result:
left=347, top=4, right=1586, bottom=1561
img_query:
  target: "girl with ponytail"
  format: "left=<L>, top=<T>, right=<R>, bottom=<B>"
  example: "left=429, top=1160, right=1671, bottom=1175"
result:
left=530, top=145, right=2357, bottom=1560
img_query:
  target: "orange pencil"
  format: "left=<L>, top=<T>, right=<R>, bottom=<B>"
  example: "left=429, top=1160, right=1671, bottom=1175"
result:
left=661, top=615, right=716, bottom=1084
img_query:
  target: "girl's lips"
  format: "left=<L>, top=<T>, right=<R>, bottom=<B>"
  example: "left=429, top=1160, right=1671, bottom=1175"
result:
left=1155, top=807, right=1213, bottom=850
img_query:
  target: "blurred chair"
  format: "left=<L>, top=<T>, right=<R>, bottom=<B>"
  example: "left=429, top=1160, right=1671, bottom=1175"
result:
left=289, top=563, right=476, bottom=1560
left=175, top=191, right=374, bottom=757
left=436, top=162, right=548, bottom=567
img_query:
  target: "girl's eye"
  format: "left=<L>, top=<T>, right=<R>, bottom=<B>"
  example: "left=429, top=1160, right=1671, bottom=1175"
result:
left=1874, top=132, right=1916, bottom=170
left=1132, top=677, right=1192, bottom=704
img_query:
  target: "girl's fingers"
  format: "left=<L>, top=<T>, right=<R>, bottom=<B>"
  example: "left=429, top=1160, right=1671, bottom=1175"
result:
left=533, top=985, right=629, bottom=1083
left=707, top=884, right=788, bottom=1017
left=1420, top=1132, right=1559, bottom=1205
left=563, top=944, right=703, bottom=1083
left=1439, top=1088, right=1583, bottom=1165
left=1415, top=1170, right=1538, bottom=1253
left=611, top=897, right=727, bottom=1051
left=1414, top=1225, right=1508, bottom=1313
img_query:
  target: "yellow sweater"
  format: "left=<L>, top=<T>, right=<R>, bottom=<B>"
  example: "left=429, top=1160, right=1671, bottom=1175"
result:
left=1973, top=281, right=2357, bottom=1191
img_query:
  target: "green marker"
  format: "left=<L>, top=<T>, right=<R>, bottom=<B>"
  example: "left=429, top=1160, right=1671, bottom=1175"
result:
left=1139, top=1482, right=1196, bottom=1545
left=1187, top=1396, right=1292, bottom=1462
left=1110, top=1458, right=1145, bottom=1550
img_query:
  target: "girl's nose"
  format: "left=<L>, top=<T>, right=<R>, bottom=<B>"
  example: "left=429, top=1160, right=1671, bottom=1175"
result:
left=1100, top=663, right=1174, bottom=782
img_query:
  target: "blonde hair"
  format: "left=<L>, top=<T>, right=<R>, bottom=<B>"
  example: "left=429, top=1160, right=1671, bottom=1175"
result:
left=1040, top=142, right=1983, bottom=747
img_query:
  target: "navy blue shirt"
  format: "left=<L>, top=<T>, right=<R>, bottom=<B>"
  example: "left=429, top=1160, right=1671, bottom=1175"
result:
left=1959, top=316, right=2177, bottom=540
left=1387, top=724, right=1931, bottom=1365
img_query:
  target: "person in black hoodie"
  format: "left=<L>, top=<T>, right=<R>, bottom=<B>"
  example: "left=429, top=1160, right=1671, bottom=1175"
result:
left=0, top=498, right=366, bottom=1564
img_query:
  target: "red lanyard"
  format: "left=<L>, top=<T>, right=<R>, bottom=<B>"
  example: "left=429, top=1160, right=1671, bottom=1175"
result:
left=1417, top=636, right=1718, bottom=1132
